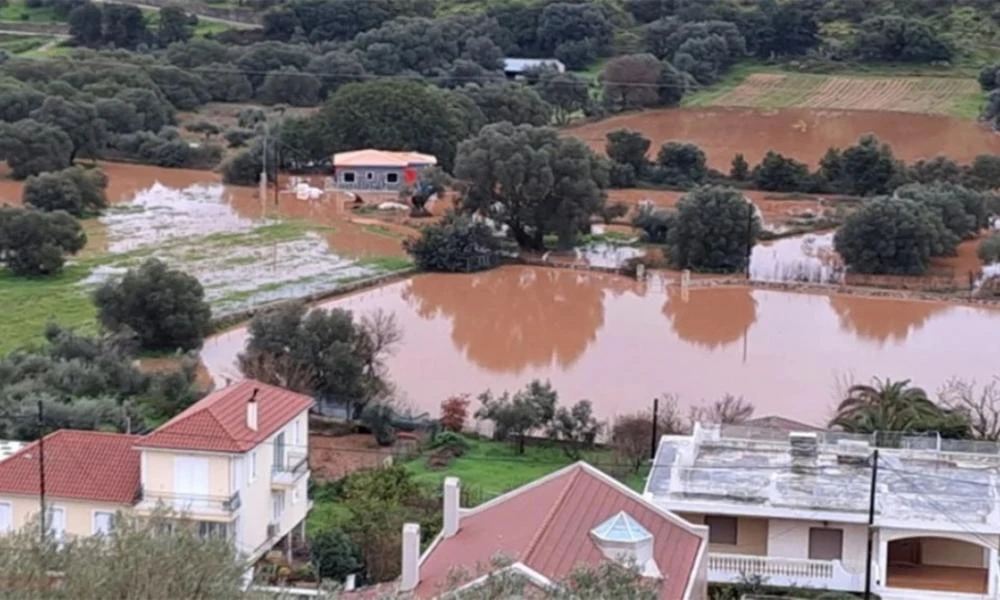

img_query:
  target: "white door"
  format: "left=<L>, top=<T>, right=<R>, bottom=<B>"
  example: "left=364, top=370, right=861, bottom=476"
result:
left=48, top=507, right=65, bottom=540
left=0, top=503, right=11, bottom=532
left=174, top=456, right=210, bottom=511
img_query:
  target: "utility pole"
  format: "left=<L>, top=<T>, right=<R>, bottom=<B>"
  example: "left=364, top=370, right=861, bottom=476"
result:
left=260, top=120, right=269, bottom=211
left=745, top=202, right=754, bottom=279
left=650, top=397, right=659, bottom=460
left=273, top=142, right=281, bottom=206
left=37, top=400, right=46, bottom=543
left=864, top=449, right=879, bottom=599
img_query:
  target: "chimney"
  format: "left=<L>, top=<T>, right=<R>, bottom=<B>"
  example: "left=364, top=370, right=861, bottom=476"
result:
left=789, top=432, right=818, bottom=473
left=247, top=388, right=259, bottom=431
left=443, top=477, right=460, bottom=538
left=400, top=523, right=420, bottom=593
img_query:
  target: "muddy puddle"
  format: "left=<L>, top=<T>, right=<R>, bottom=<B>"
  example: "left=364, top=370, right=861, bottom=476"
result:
left=200, top=266, right=1000, bottom=426
left=567, top=107, right=1000, bottom=170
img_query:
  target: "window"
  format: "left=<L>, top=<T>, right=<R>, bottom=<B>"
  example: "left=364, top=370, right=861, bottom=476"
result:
left=365, top=171, right=375, bottom=181
left=249, top=450, right=258, bottom=483
left=0, top=502, right=10, bottom=533
left=93, top=511, right=114, bottom=535
left=272, top=491, right=285, bottom=522
left=342, top=172, right=355, bottom=183
left=386, top=172, right=399, bottom=184
left=197, top=521, right=229, bottom=540
left=47, top=506, right=65, bottom=540
left=705, top=515, right=737, bottom=545
left=273, top=432, right=286, bottom=472
left=809, top=528, right=844, bottom=560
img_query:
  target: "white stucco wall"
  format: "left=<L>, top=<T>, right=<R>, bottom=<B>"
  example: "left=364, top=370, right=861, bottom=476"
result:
left=766, top=518, right=867, bottom=563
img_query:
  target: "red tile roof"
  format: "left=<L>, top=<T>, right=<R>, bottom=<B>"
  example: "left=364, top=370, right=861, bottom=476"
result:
left=415, top=462, right=706, bottom=599
left=137, top=380, right=314, bottom=453
left=0, top=430, right=141, bottom=504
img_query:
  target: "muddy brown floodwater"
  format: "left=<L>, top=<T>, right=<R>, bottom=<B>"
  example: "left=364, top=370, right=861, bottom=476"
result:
left=566, top=107, right=1000, bottom=169
left=201, top=266, right=1000, bottom=427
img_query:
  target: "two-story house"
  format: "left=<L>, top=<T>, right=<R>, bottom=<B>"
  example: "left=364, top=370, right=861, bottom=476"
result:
left=647, top=423, right=1000, bottom=600
left=0, top=380, right=313, bottom=565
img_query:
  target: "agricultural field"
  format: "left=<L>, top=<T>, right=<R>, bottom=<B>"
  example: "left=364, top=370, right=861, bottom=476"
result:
left=707, top=73, right=983, bottom=118
left=0, top=33, right=55, bottom=54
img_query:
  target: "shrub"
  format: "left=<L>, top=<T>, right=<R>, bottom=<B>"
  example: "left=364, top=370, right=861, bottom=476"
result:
left=23, top=166, right=108, bottom=217
left=608, top=162, right=637, bottom=188
left=654, top=142, right=707, bottom=188
left=834, top=197, right=942, bottom=275
left=361, top=403, right=396, bottom=446
left=979, top=233, right=1000, bottom=264
left=752, top=150, right=810, bottom=192
left=428, top=431, right=470, bottom=453
left=730, top=153, right=749, bottom=181
left=223, top=128, right=254, bottom=148
left=403, top=214, right=502, bottom=273
left=632, top=205, right=674, bottom=244
left=440, top=394, right=470, bottom=432
left=0, top=207, right=86, bottom=276
left=310, top=528, right=363, bottom=581
left=94, top=258, right=212, bottom=351
left=665, top=186, right=760, bottom=273
left=605, top=129, right=650, bottom=176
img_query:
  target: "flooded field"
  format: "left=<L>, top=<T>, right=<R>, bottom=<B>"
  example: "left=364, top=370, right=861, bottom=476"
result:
left=84, top=183, right=394, bottom=316
left=567, top=107, right=1000, bottom=169
left=201, top=266, right=1000, bottom=426
left=0, top=162, right=414, bottom=324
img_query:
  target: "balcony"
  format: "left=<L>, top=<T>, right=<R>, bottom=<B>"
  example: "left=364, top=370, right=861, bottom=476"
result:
left=271, top=453, right=309, bottom=489
left=136, top=486, right=242, bottom=519
left=708, top=553, right=865, bottom=591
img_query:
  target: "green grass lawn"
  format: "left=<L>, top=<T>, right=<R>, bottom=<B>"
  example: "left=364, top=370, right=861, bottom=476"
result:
left=0, top=0, right=62, bottom=22
left=307, top=436, right=650, bottom=539
left=404, top=437, right=647, bottom=504
left=0, top=264, right=97, bottom=355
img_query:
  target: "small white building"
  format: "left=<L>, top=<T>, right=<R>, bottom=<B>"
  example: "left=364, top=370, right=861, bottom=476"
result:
left=647, top=423, right=1000, bottom=600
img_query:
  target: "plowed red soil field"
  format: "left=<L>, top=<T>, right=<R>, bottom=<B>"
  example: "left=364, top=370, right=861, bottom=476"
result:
left=566, top=107, right=1000, bottom=170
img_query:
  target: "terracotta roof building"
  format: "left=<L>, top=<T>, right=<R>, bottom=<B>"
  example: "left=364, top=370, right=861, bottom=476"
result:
left=137, top=379, right=314, bottom=453
left=402, top=462, right=708, bottom=599
left=330, top=149, right=437, bottom=193
left=0, top=430, right=141, bottom=504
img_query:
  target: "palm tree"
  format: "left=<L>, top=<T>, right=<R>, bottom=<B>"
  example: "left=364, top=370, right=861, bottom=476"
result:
left=829, top=378, right=957, bottom=441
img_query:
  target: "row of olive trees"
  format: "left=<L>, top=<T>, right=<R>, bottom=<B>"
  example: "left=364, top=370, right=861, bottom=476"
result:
left=605, top=129, right=1000, bottom=195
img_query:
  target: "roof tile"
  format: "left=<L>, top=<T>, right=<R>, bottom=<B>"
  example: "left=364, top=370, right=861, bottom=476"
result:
left=0, top=431, right=141, bottom=504
left=415, top=462, right=705, bottom=598
left=137, top=380, right=314, bottom=453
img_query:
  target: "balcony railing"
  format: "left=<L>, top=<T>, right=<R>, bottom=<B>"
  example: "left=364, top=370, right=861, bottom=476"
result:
left=708, top=553, right=864, bottom=592
left=138, top=487, right=242, bottom=515
left=272, top=453, right=309, bottom=487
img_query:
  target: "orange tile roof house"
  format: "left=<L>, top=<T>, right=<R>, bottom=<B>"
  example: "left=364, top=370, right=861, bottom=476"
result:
left=400, top=462, right=709, bottom=599
left=331, top=148, right=437, bottom=192
left=0, top=380, right=313, bottom=565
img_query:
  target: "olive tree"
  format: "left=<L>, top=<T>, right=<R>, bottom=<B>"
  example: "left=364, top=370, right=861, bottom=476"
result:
left=0, top=510, right=246, bottom=600
left=834, top=197, right=942, bottom=275
left=665, top=186, right=761, bottom=273
left=606, top=129, right=651, bottom=177
left=0, top=207, right=86, bottom=276
left=94, top=259, right=212, bottom=352
left=0, top=119, right=73, bottom=179
left=536, top=70, right=589, bottom=125
left=23, top=167, right=108, bottom=217
left=455, top=122, right=608, bottom=250
left=475, top=380, right=558, bottom=454
left=238, top=301, right=401, bottom=413
left=403, top=213, right=502, bottom=272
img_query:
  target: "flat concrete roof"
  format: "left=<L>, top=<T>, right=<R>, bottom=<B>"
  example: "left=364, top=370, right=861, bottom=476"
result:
left=647, top=424, right=1000, bottom=529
